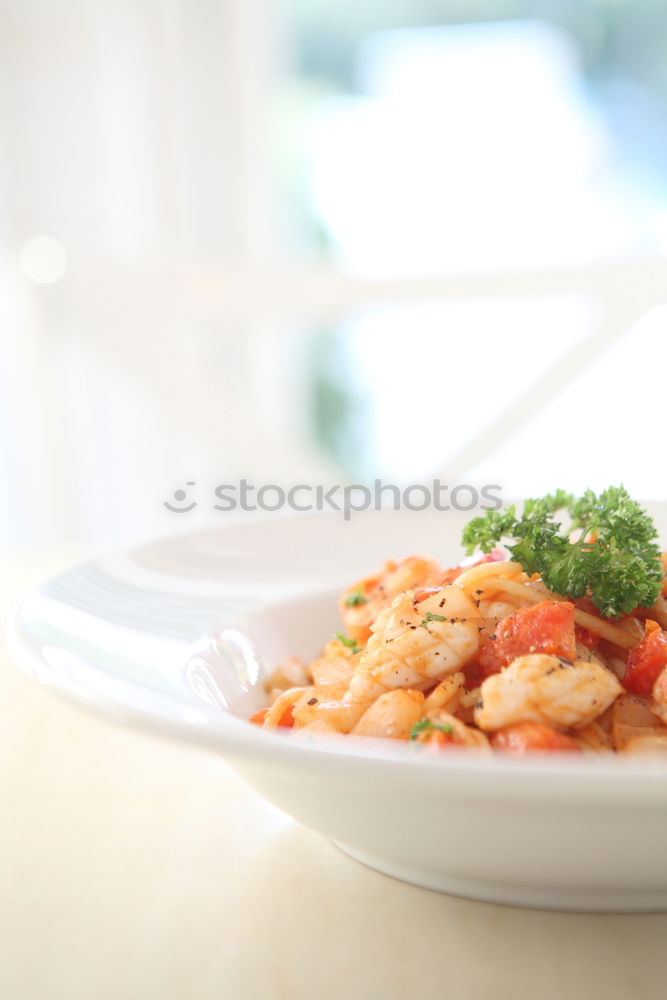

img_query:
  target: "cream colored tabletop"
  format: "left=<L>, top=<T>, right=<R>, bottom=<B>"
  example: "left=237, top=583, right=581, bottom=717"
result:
left=2, top=552, right=667, bottom=1000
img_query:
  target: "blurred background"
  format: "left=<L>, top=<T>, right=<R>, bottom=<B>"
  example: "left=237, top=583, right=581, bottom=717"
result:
left=2, top=0, right=667, bottom=555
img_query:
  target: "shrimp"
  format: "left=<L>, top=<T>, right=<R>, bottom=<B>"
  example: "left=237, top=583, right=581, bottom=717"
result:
left=490, top=722, right=581, bottom=754
left=474, top=653, right=623, bottom=732
left=345, top=585, right=481, bottom=704
left=623, top=733, right=667, bottom=753
left=352, top=689, right=425, bottom=739
left=412, top=708, right=491, bottom=751
left=292, top=685, right=368, bottom=733
left=339, top=555, right=442, bottom=643
left=612, top=676, right=667, bottom=753
left=423, top=672, right=465, bottom=713
left=612, top=692, right=666, bottom=751
left=575, top=713, right=614, bottom=752
left=263, top=686, right=308, bottom=729
left=310, top=637, right=360, bottom=687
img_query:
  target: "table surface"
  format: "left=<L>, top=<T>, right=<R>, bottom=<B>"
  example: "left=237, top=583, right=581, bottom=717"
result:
left=2, top=551, right=667, bottom=1000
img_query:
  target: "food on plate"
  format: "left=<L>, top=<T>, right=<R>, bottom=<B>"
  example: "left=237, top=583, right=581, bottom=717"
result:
left=251, top=486, right=667, bottom=755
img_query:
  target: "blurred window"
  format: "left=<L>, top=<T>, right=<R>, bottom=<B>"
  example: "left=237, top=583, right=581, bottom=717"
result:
left=2, top=1, right=667, bottom=551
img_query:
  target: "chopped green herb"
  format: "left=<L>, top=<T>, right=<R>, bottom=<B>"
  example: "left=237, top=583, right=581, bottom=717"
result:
left=334, top=631, right=362, bottom=654
left=420, top=610, right=447, bottom=627
left=409, top=718, right=453, bottom=740
left=461, top=485, right=663, bottom=618
left=344, top=588, right=368, bottom=607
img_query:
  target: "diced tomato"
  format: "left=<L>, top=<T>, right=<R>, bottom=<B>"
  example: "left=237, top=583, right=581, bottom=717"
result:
left=575, top=625, right=599, bottom=649
left=479, top=600, right=577, bottom=678
left=572, top=597, right=610, bottom=646
left=413, top=729, right=454, bottom=749
left=491, top=722, right=581, bottom=754
left=473, top=547, right=509, bottom=565
left=573, top=596, right=602, bottom=616
left=572, top=595, right=618, bottom=622
left=425, top=564, right=469, bottom=591
left=623, top=620, right=667, bottom=697
left=413, top=586, right=443, bottom=603
left=654, top=666, right=667, bottom=705
left=463, top=660, right=486, bottom=690
left=278, top=704, right=295, bottom=728
left=249, top=708, right=269, bottom=726
left=413, top=728, right=460, bottom=754
left=250, top=704, right=295, bottom=728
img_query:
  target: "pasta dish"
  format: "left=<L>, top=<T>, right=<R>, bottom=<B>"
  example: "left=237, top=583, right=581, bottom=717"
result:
left=250, top=487, right=667, bottom=755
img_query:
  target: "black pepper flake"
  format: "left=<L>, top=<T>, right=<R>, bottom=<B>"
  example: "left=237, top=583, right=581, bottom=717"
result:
left=488, top=634, right=497, bottom=641
left=475, top=699, right=484, bottom=709
left=439, top=598, right=446, bottom=608
left=307, top=697, right=318, bottom=705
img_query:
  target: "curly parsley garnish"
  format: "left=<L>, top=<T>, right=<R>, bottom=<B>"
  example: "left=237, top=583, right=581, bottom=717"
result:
left=462, top=485, right=663, bottom=618
left=420, top=610, right=447, bottom=627
left=409, top=718, right=453, bottom=740
left=334, top=631, right=362, bottom=654
left=344, top=588, right=368, bottom=607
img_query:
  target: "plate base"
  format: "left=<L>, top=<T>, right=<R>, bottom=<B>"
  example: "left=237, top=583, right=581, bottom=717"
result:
left=333, top=841, right=667, bottom=913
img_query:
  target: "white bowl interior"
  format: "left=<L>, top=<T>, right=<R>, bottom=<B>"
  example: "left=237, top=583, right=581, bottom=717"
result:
left=185, top=588, right=341, bottom=719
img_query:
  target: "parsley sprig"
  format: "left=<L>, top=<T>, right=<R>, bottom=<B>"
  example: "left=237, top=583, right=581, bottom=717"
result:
left=334, top=631, right=363, bottom=655
left=344, top=588, right=368, bottom=607
left=462, top=486, right=663, bottom=618
left=420, top=610, right=446, bottom=627
left=409, top=718, right=453, bottom=740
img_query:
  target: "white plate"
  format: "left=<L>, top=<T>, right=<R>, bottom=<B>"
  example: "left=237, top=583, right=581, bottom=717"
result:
left=9, top=506, right=667, bottom=912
